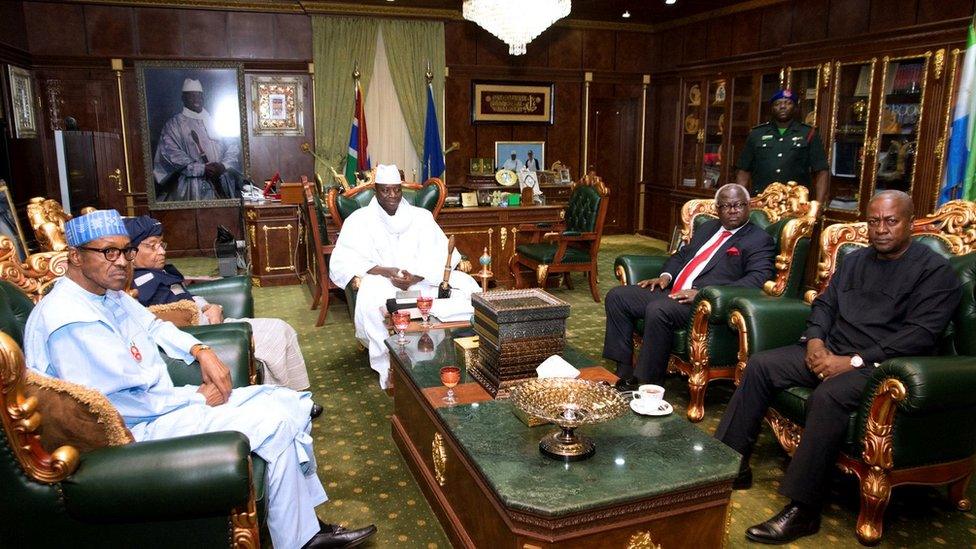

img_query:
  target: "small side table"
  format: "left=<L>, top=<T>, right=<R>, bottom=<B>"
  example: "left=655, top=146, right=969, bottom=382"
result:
left=244, top=202, right=307, bottom=287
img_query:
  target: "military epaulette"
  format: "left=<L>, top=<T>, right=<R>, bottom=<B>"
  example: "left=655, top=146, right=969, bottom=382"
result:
left=751, top=122, right=771, bottom=130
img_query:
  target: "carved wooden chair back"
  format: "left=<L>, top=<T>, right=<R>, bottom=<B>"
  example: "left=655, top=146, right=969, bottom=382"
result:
left=26, top=197, right=72, bottom=252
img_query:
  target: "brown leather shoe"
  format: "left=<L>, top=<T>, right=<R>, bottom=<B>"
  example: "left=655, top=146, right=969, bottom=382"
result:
left=302, top=522, right=377, bottom=548
left=745, top=502, right=820, bottom=544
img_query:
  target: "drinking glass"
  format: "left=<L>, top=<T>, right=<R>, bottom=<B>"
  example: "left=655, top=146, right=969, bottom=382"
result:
left=440, top=366, right=461, bottom=404
left=417, top=295, right=434, bottom=329
left=393, top=310, right=411, bottom=345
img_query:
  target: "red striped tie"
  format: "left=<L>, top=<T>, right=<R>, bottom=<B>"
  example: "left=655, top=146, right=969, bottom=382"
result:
left=670, top=230, right=732, bottom=294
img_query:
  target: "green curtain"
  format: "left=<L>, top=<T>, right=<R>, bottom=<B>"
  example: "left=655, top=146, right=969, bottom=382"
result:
left=311, top=16, right=378, bottom=177
left=379, top=20, right=446, bottom=170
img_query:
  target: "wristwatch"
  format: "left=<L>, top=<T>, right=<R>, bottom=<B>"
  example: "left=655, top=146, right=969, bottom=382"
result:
left=192, top=344, right=212, bottom=357
left=850, top=355, right=864, bottom=368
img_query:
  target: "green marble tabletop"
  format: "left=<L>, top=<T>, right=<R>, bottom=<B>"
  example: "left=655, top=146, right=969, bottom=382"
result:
left=388, top=329, right=742, bottom=518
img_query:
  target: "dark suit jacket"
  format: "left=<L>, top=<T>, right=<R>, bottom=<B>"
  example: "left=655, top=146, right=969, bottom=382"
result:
left=662, top=219, right=776, bottom=290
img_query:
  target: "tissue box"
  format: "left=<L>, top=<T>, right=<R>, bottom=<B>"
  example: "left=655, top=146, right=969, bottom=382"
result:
left=470, top=289, right=570, bottom=397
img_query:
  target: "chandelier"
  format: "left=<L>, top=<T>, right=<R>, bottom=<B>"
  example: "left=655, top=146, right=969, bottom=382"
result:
left=463, top=0, right=572, bottom=56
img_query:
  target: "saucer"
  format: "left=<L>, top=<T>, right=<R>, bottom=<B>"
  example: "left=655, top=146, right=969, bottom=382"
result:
left=630, top=399, right=673, bottom=417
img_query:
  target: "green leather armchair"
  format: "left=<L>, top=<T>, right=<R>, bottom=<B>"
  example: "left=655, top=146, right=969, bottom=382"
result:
left=326, top=177, right=447, bottom=319
left=511, top=172, right=610, bottom=302
left=614, top=182, right=819, bottom=421
left=189, top=275, right=254, bottom=320
left=0, top=279, right=266, bottom=547
left=727, top=200, right=976, bottom=545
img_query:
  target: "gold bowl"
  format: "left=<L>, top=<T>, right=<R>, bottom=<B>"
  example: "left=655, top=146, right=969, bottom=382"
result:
left=509, top=378, right=629, bottom=461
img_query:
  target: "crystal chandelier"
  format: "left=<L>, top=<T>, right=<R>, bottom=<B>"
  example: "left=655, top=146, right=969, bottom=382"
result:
left=463, top=0, right=572, bottom=56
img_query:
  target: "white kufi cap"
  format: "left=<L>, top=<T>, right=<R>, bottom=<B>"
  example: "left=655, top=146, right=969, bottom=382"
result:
left=375, top=164, right=400, bottom=185
left=182, top=78, right=203, bottom=92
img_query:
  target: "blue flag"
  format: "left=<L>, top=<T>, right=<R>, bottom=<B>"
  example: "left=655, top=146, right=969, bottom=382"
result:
left=940, top=18, right=976, bottom=205
left=422, top=83, right=445, bottom=181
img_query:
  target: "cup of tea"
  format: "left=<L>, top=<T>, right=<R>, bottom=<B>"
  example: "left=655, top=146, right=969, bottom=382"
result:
left=632, top=384, right=665, bottom=411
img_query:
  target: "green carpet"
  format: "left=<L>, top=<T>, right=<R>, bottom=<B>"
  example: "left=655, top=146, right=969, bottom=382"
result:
left=176, top=234, right=976, bottom=548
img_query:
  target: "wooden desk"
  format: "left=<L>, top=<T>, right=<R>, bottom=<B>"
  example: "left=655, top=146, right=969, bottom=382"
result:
left=244, top=202, right=307, bottom=287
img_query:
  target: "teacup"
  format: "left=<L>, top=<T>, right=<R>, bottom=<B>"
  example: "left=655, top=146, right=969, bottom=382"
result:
left=632, top=384, right=665, bottom=411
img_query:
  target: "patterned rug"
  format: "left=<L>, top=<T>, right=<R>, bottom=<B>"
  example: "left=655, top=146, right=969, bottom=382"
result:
left=175, top=234, right=976, bottom=548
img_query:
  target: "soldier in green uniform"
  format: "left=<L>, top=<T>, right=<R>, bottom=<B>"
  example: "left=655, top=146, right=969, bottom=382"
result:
left=735, top=89, right=829, bottom=205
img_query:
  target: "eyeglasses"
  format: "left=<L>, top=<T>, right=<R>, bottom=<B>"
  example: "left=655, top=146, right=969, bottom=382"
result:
left=140, top=240, right=168, bottom=251
left=76, top=245, right=139, bottom=261
left=717, top=201, right=748, bottom=211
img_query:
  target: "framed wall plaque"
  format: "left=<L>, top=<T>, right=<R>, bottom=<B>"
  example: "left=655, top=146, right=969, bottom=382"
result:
left=7, top=65, right=37, bottom=139
left=472, top=81, right=554, bottom=124
left=251, top=75, right=305, bottom=136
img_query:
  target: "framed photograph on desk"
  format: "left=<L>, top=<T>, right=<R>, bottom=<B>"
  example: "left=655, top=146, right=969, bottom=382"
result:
left=495, top=141, right=545, bottom=173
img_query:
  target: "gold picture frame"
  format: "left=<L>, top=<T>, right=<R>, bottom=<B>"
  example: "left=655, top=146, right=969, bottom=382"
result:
left=0, top=181, right=28, bottom=261
left=473, top=81, right=554, bottom=124
left=7, top=65, right=37, bottom=139
left=251, top=75, right=305, bottom=136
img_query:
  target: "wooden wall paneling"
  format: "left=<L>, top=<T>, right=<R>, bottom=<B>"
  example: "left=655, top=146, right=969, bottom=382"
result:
left=582, top=29, right=615, bottom=71
left=475, top=27, right=512, bottom=67
left=681, top=23, right=706, bottom=65
left=656, top=29, right=683, bottom=70
left=228, top=12, right=276, bottom=59
left=651, top=79, right=679, bottom=189
left=476, top=125, right=514, bottom=164
left=645, top=187, right=671, bottom=239
left=180, top=9, right=229, bottom=58
left=827, top=0, right=870, bottom=39
left=154, top=209, right=198, bottom=253
left=547, top=27, right=583, bottom=69
left=445, top=21, right=477, bottom=66
left=705, top=16, right=733, bottom=61
left=549, top=83, right=581, bottom=177
left=588, top=96, right=637, bottom=234
left=614, top=32, right=651, bottom=73
left=790, top=0, right=829, bottom=44
left=85, top=5, right=135, bottom=57
left=917, top=0, right=973, bottom=24
left=196, top=206, right=244, bottom=253
left=23, top=2, right=87, bottom=56
left=520, top=33, right=550, bottom=68
left=869, top=0, right=919, bottom=33
left=0, top=1, right=28, bottom=52
left=135, top=7, right=182, bottom=57
left=274, top=14, right=312, bottom=60
left=445, top=75, right=472, bottom=183
left=123, top=69, right=146, bottom=197
left=730, top=10, right=761, bottom=56
left=614, top=84, right=642, bottom=99
left=590, top=83, right=614, bottom=99
left=758, top=3, right=792, bottom=51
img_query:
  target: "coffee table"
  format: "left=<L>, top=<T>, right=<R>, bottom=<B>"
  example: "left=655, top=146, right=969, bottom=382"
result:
left=387, top=329, right=741, bottom=547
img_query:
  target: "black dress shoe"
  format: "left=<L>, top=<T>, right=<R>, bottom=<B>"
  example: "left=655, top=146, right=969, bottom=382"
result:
left=302, top=522, right=377, bottom=548
left=310, top=403, right=324, bottom=420
left=732, top=466, right=752, bottom=490
left=745, top=502, right=820, bottom=544
left=614, top=376, right=639, bottom=393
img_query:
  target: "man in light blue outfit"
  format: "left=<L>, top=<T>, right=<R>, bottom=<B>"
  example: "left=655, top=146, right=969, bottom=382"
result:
left=23, top=209, right=375, bottom=549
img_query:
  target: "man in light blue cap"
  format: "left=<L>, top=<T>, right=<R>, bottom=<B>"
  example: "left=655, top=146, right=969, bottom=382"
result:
left=23, top=209, right=376, bottom=549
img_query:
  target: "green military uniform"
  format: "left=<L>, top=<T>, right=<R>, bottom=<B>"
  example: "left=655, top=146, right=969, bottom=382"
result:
left=736, top=119, right=828, bottom=194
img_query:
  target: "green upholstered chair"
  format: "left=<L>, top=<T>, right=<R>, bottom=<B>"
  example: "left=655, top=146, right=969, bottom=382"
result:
left=0, top=279, right=266, bottom=547
left=614, top=182, right=819, bottom=422
left=727, top=200, right=976, bottom=545
left=510, top=172, right=610, bottom=302
left=326, top=177, right=447, bottom=320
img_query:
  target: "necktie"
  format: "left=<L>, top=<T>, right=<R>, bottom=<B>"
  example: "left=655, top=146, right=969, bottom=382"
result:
left=670, top=230, right=733, bottom=294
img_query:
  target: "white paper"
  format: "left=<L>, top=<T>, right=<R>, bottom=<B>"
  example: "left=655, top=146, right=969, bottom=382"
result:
left=536, top=355, right=580, bottom=379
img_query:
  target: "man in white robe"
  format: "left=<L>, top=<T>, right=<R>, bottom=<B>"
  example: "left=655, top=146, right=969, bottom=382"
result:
left=23, top=209, right=375, bottom=549
left=152, top=78, right=246, bottom=202
left=330, top=164, right=480, bottom=389
left=501, top=150, right=520, bottom=171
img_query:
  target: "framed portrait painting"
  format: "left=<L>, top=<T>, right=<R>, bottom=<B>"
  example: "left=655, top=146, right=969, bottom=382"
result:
left=494, top=141, right=545, bottom=173
left=8, top=65, right=37, bottom=139
left=136, top=61, right=249, bottom=209
left=251, top=75, right=305, bottom=136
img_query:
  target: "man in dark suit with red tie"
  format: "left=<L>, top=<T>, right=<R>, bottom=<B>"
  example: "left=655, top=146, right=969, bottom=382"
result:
left=603, top=183, right=776, bottom=391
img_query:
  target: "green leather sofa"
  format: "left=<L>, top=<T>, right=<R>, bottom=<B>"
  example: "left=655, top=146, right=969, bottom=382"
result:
left=511, top=173, right=610, bottom=302
left=190, top=275, right=254, bottom=320
left=614, top=182, right=819, bottom=421
left=325, top=178, right=446, bottom=319
left=0, top=280, right=267, bottom=547
left=728, top=201, right=976, bottom=545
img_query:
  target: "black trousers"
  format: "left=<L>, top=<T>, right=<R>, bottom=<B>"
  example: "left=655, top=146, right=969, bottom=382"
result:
left=714, top=344, right=872, bottom=506
left=602, top=285, right=692, bottom=382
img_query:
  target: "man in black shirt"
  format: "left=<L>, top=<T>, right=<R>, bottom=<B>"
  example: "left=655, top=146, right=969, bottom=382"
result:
left=715, top=190, right=961, bottom=544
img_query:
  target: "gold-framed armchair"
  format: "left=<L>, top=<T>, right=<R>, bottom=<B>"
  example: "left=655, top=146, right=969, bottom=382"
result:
left=727, top=200, right=976, bottom=545
left=614, top=182, right=819, bottom=421
left=26, top=197, right=73, bottom=252
left=510, top=172, right=610, bottom=302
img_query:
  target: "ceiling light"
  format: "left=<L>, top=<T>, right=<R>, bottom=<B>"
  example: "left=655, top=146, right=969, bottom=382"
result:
left=463, top=0, right=571, bottom=56
left=665, top=0, right=676, bottom=4
left=622, top=10, right=631, bottom=18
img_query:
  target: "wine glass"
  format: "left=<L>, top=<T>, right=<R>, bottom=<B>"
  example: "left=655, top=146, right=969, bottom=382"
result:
left=417, top=295, right=434, bottom=329
left=440, top=366, right=461, bottom=404
left=393, top=310, right=411, bottom=345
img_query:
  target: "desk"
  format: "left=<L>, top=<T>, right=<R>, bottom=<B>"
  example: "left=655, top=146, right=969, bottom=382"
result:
left=244, top=202, right=306, bottom=287
left=388, top=329, right=739, bottom=548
